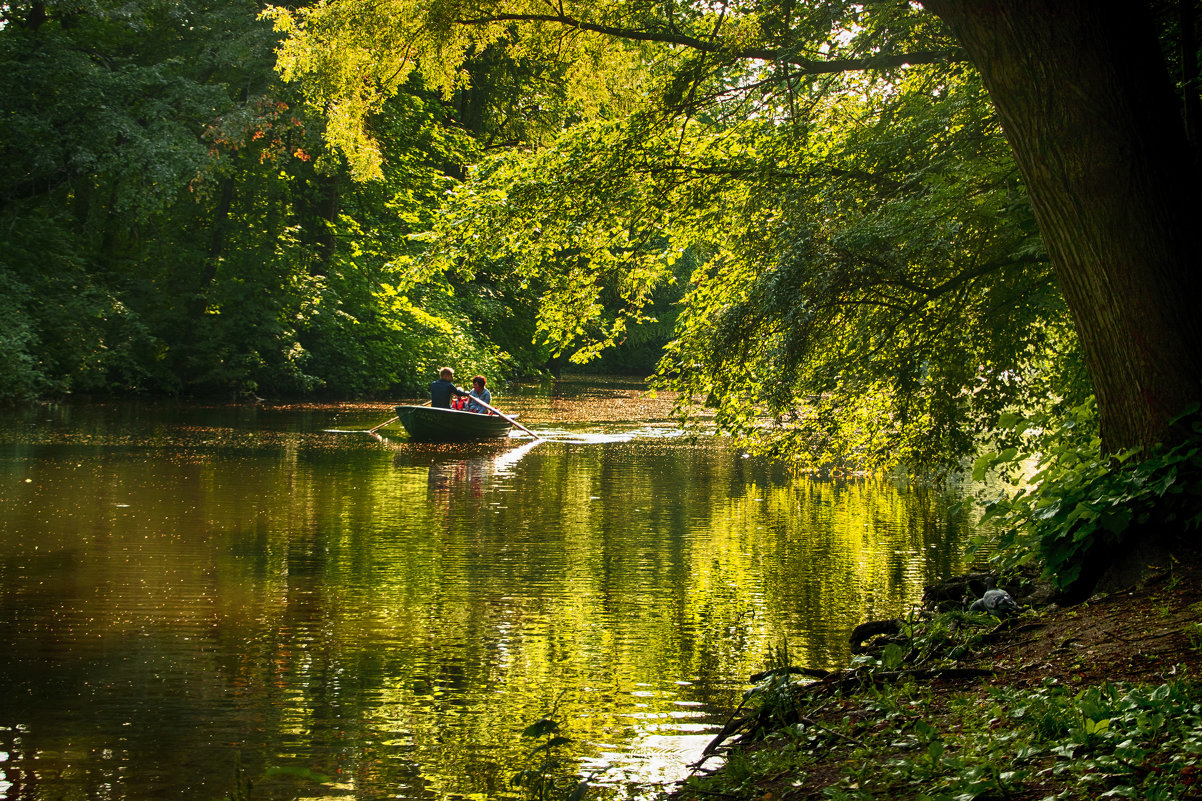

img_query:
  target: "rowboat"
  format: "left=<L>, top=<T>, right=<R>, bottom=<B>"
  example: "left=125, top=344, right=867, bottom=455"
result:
left=389, top=405, right=514, bottom=442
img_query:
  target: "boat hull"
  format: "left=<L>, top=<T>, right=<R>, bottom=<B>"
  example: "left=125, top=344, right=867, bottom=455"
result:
left=392, top=405, right=514, bottom=442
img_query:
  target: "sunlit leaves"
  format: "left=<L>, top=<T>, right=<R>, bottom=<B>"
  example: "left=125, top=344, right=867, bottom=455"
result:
left=414, top=35, right=1080, bottom=471
left=429, top=115, right=690, bottom=361
left=650, top=65, right=1083, bottom=472
left=266, top=0, right=659, bottom=179
left=263, top=0, right=1088, bottom=469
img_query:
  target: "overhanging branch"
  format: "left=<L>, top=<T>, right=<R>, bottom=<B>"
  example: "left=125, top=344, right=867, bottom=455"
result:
left=452, top=12, right=964, bottom=73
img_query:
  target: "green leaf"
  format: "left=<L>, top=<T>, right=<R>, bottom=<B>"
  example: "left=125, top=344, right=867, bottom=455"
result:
left=1151, top=472, right=1177, bottom=497
left=972, top=454, right=994, bottom=482
left=522, top=718, right=560, bottom=738
left=997, top=411, right=1021, bottom=430
left=1099, top=509, right=1132, bottom=534
left=1034, top=502, right=1062, bottom=521
left=531, top=735, right=574, bottom=753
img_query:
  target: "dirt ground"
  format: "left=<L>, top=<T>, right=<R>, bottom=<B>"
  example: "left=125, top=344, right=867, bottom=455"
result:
left=989, top=555, right=1202, bottom=689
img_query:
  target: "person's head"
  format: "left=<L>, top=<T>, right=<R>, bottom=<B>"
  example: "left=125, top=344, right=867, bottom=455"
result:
left=472, top=375, right=486, bottom=389
left=439, top=367, right=454, bottom=380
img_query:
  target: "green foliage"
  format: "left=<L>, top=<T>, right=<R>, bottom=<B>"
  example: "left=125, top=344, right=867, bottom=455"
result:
left=301, top=264, right=506, bottom=395
left=266, top=0, right=656, bottom=180
left=0, top=0, right=290, bottom=397
left=975, top=402, right=1202, bottom=590
left=654, top=64, right=1083, bottom=472
left=700, top=652, right=1202, bottom=801
left=0, top=0, right=1104, bottom=430
left=0, top=17, right=226, bottom=221
left=0, top=0, right=238, bottom=398
left=0, top=266, right=46, bottom=401
left=288, top=89, right=513, bottom=395
left=0, top=0, right=531, bottom=401
left=284, top=0, right=1079, bottom=470
left=429, top=115, right=688, bottom=369
left=848, top=610, right=1002, bottom=673
left=512, top=706, right=590, bottom=801
left=262, top=0, right=1101, bottom=470
left=0, top=211, right=160, bottom=398
left=941, top=679, right=1202, bottom=801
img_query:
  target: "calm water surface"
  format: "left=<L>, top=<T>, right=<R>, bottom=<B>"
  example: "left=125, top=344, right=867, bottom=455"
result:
left=0, top=377, right=972, bottom=800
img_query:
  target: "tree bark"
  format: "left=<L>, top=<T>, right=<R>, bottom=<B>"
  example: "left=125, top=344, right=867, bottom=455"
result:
left=1179, top=0, right=1202, bottom=156
left=921, top=0, right=1202, bottom=452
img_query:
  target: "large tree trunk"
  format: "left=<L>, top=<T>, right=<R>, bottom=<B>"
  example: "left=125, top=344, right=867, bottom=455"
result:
left=922, top=0, right=1202, bottom=452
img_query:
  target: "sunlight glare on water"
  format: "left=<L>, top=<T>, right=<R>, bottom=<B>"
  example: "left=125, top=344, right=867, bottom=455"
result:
left=0, top=377, right=973, bottom=800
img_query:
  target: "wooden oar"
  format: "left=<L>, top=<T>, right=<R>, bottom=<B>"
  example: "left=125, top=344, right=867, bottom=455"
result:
left=466, top=395, right=540, bottom=440
left=367, top=416, right=398, bottom=434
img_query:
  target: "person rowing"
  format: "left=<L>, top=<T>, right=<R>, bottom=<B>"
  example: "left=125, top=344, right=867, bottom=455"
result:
left=429, top=367, right=471, bottom=409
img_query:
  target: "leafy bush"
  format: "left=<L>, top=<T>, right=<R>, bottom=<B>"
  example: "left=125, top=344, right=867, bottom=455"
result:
left=0, top=267, right=46, bottom=401
left=974, top=401, right=1202, bottom=591
left=824, top=677, right=1202, bottom=800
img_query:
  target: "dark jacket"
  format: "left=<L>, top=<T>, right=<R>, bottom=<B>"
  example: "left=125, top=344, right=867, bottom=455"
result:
left=430, top=378, right=468, bottom=408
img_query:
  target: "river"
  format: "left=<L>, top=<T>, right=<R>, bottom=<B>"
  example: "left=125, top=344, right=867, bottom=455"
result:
left=0, top=376, right=972, bottom=800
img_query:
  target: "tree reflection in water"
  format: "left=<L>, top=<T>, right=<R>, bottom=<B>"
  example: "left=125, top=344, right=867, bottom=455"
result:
left=0, top=378, right=974, bottom=801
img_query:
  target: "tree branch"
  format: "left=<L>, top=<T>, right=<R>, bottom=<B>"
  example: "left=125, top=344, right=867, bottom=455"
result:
left=452, top=12, right=963, bottom=73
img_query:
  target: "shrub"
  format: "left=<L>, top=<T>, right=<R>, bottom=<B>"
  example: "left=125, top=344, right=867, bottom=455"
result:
left=974, top=401, right=1202, bottom=593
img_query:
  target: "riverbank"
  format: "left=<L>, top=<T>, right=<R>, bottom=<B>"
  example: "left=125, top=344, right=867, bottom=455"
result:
left=669, top=548, right=1202, bottom=800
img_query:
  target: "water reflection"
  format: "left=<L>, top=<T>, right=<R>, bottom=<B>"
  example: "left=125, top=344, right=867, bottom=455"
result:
left=0, top=378, right=973, bottom=801
left=387, top=439, right=546, bottom=510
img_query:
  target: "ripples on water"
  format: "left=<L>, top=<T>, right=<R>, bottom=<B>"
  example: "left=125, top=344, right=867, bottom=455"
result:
left=0, top=378, right=973, bottom=800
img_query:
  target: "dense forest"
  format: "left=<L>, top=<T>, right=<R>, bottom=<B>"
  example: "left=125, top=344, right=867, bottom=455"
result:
left=0, top=0, right=679, bottom=405
left=5, top=0, right=1201, bottom=476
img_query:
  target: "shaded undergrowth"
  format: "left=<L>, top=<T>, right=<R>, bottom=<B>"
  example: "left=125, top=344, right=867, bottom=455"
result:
left=672, top=583, right=1202, bottom=800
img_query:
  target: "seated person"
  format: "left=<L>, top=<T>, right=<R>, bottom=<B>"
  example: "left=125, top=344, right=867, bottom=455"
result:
left=467, top=375, right=492, bottom=413
left=429, top=367, right=470, bottom=408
